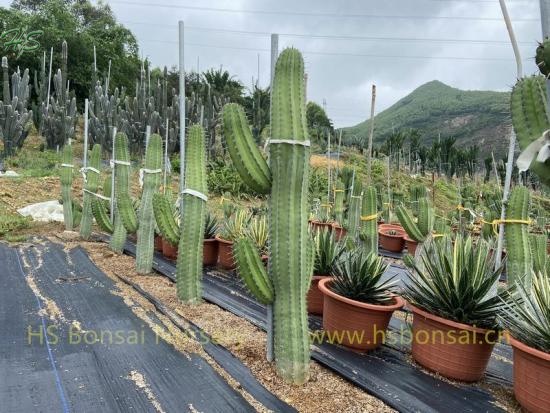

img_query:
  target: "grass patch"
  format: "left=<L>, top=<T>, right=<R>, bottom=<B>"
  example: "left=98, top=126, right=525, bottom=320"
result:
left=0, top=204, right=32, bottom=239
left=5, top=148, right=60, bottom=177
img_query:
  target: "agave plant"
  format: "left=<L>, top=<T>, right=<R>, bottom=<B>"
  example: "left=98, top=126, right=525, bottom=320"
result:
left=204, top=212, right=218, bottom=239
left=403, top=235, right=504, bottom=329
left=500, top=273, right=550, bottom=353
left=330, top=249, right=395, bottom=305
left=219, top=208, right=251, bottom=241
left=313, top=227, right=346, bottom=275
left=247, top=215, right=268, bottom=254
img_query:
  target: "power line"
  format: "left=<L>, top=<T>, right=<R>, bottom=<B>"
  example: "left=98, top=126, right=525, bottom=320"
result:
left=120, top=20, right=536, bottom=46
left=107, top=0, right=539, bottom=22
left=140, top=38, right=532, bottom=62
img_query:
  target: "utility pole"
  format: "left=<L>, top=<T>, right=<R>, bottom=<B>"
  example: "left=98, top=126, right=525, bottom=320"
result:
left=179, top=21, right=186, bottom=211
left=366, top=85, right=376, bottom=183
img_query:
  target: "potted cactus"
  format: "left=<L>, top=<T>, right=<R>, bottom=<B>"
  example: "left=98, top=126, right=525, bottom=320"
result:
left=378, top=227, right=405, bottom=253
left=318, top=250, right=403, bottom=351
left=403, top=235, right=504, bottom=381
left=307, top=228, right=346, bottom=315
left=331, top=180, right=346, bottom=240
left=500, top=272, right=550, bottom=413
left=216, top=209, right=250, bottom=270
left=203, top=212, right=219, bottom=266
left=396, top=198, right=434, bottom=256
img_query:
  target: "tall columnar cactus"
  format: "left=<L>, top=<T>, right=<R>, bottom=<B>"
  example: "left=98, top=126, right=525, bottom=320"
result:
left=333, top=180, right=345, bottom=224
left=347, top=181, right=363, bottom=239
left=175, top=125, right=207, bottom=302
left=221, top=49, right=313, bottom=384
left=42, top=41, right=77, bottom=149
left=80, top=144, right=102, bottom=239
left=91, top=175, right=114, bottom=235
left=530, top=233, right=549, bottom=276
left=114, top=132, right=162, bottom=272
left=0, top=57, right=33, bottom=156
left=360, top=185, right=378, bottom=254
left=89, top=83, right=124, bottom=152
left=504, top=187, right=532, bottom=286
left=409, top=184, right=427, bottom=216
left=396, top=198, right=434, bottom=243
left=510, top=75, right=550, bottom=186
left=60, top=144, right=74, bottom=230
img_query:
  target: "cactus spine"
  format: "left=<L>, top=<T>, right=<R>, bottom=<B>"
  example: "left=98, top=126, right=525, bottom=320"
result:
left=60, top=144, right=74, bottom=230
left=222, top=48, right=313, bottom=384
left=360, top=186, right=378, bottom=254
left=80, top=144, right=102, bottom=239
left=176, top=125, right=207, bottom=302
left=504, top=187, right=532, bottom=286
left=135, top=134, right=162, bottom=273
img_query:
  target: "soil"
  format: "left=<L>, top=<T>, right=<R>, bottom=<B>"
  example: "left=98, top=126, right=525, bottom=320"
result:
left=77, top=238, right=395, bottom=413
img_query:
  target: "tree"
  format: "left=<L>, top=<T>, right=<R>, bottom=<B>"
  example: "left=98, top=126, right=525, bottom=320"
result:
left=306, top=101, right=333, bottom=148
left=242, top=84, right=270, bottom=144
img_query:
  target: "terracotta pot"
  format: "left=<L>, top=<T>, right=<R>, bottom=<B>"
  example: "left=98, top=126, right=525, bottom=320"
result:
left=307, top=275, right=330, bottom=315
left=379, top=223, right=404, bottom=232
left=331, top=223, right=347, bottom=240
left=162, top=238, right=178, bottom=260
left=203, top=238, right=219, bottom=266
left=215, top=235, right=236, bottom=270
left=318, top=278, right=404, bottom=351
left=378, top=229, right=405, bottom=252
left=404, top=236, right=418, bottom=256
left=154, top=235, right=163, bottom=252
left=409, top=304, right=497, bottom=382
left=509, top=336, right=550, bottom=413
left=309, top=220, right=332, bottom=232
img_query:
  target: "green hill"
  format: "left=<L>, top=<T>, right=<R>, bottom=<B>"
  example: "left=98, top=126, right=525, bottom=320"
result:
left=342, top=80, right=511, bottom=157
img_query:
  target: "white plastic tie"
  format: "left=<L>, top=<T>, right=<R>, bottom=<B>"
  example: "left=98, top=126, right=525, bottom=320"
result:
left=60, top=163, right=74, bottom=168
left=83, top=189, right=111, bottom=201
left=114, top=160, right=131, bottom=166
left=138, top=168, right=162, bottom=188
left=181, top=188, right=208, bottom=202
left=79, top=166, right=100, bottom=183
left=268, top=139, right=311, bottom=147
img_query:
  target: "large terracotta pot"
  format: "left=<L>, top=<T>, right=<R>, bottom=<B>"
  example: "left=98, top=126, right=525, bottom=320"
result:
left=378, top=228, right=405, bottom=252
left=162, top=238, right=178, bottom=260
left=331, top=223, right=347, bottom=240
left=309, top=220, right=332, bottom=232
left=379, top=223, right=404, bottom=232
left=307, top=275, right=329, bottom=315
left=154, top=235, right=163, bottom=252
left=404, top=236, right=418, bottom=256
left=203, top=238, right=219, bottom=266
left=409, top=304, right=497, bottom=382
left=318, top=278, right=404, bottom=351
left=215, top=235, right=236, bottom=270
left=509, top=336, right=550, bottom=413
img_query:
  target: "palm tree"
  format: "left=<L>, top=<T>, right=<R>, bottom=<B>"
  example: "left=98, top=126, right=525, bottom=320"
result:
left=203, top=68, right=244, bottom=104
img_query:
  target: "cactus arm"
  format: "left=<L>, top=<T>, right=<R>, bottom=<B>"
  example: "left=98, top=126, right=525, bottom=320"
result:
left=153, top=193, right=180, bottom=245
left=530, top=233, right=548, bottom=276
left=60, top=144, right=74, bottom=231
left=114, top=132, right=139, bottom=233
left=135, top=134, right=162, bottom=273
left=333, top=181, right=345, bottom=224
left=396, top=205, right=424, bottom=242
left=347, top=182, right=362, bottom=239
left=176, top=125, right=207, bottom=303
left=80, top=144, right=102, bottom=239
left=504, top=187, right=532, bottom=286
left=91, top=198, right=113, bottom=234
left=360, top=186, right=378, bottom=254
left=110, top=203, right=127, bottom=254
left=234, top=238, right=274, bottom=305
left=222, top=103, right=271, bottom=194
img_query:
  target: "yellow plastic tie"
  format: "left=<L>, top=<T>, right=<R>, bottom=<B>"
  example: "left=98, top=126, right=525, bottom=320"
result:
left=360, top=213, right=379, bottom=222
left=491, top=219, right=532, bottom=235
left=333, top=189, right=344, bottom=193
left=432, top=233, right=445, bottom=238
left=219, top=196, right=227, bottom=205
left=320, top=203, right=332, bottom=210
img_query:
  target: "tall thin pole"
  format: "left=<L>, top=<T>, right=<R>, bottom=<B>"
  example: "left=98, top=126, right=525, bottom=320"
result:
left=366, top=84, right=376, bottom=183
left=46, top=47, right=53, bottom=110
left=336, top=129, right=343, bottom=177
left=106, top=59, right=111, bottom=95
left=179, top=21, right=186, bottom=208
left=495, top=0, right=523, bottom=271
left=540, top=0, right=550, bottom=111
left=266, top=32, right=278, bottom=364
left=83, top=99, right=89, bottom=169
left=145, top=125, right=151, bottom=150
left=327, top=130, right=331, bottom=202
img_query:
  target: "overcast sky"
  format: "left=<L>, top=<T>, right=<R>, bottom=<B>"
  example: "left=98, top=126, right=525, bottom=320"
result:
left=2, top=0, right=543, bottom=127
